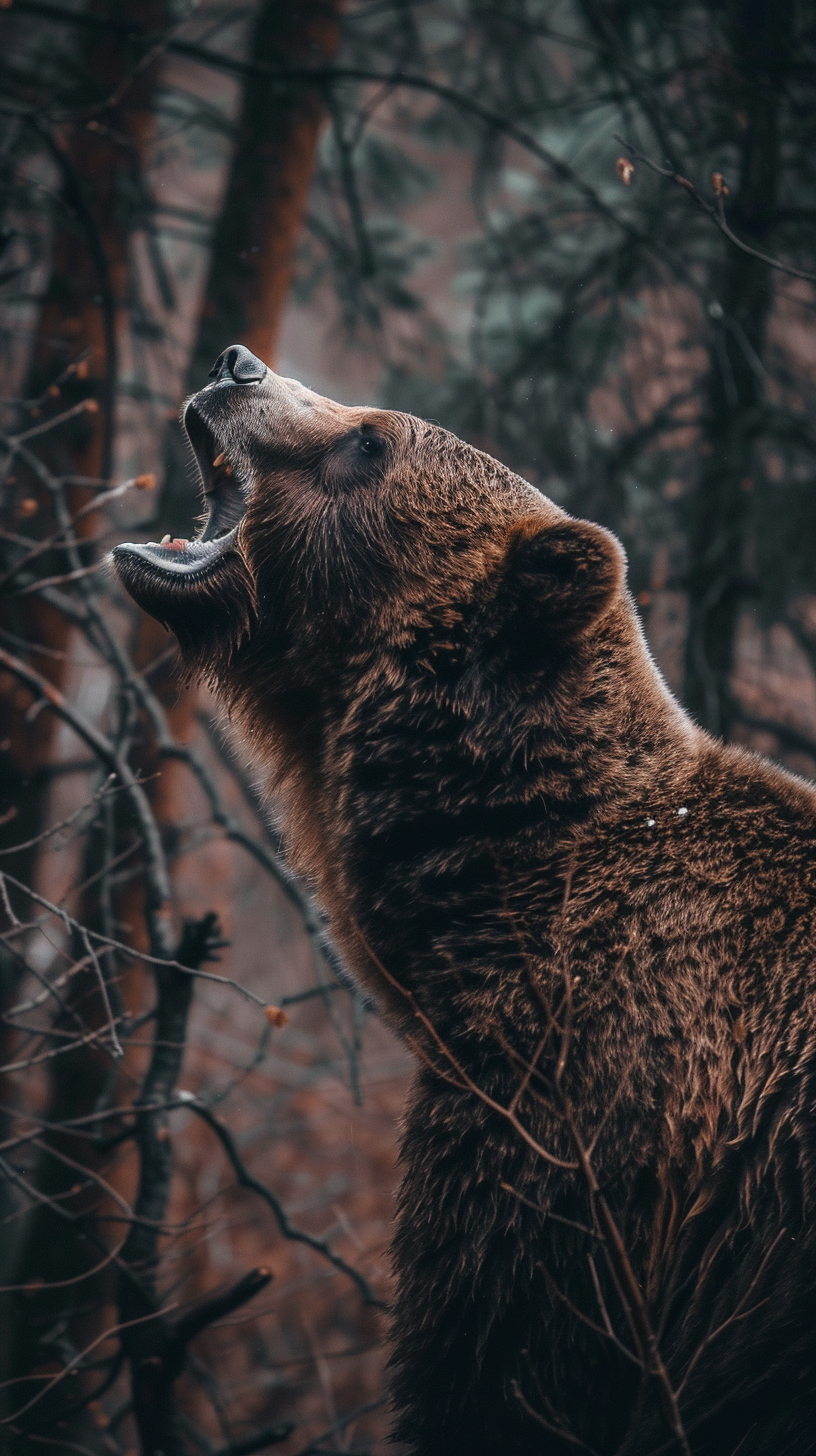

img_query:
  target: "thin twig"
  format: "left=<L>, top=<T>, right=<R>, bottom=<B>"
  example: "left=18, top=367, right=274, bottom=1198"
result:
left=185, top=1099, right=385, bottom=1309
left=614, top=135, right=816, bottom=284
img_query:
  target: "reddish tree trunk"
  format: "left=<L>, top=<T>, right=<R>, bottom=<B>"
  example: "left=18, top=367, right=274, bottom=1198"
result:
left=190, top=0, right=341, bottom=382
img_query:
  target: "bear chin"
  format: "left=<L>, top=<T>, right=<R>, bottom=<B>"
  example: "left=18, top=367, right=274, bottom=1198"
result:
left=112, top=396, right=258, bottom=674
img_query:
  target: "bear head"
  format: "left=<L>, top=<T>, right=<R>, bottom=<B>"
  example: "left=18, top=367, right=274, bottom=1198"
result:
left=113, top=344, right=631, bottom=731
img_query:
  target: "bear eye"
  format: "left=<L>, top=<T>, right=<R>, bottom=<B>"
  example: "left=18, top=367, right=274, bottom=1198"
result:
left=358, top=425, right=385, bottom=458
left=321, top=424, right=387, bottom=492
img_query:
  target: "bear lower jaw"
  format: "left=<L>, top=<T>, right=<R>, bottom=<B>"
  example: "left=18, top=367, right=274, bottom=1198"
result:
left=112, top=527, right=240, bottom=581
left=112, top=396, right=249, bottom=586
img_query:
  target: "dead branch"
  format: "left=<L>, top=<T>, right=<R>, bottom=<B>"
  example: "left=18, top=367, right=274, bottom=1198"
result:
left=614, top=135, right=816, bottom=285
left=185, top=1098, right=384, bottom=1310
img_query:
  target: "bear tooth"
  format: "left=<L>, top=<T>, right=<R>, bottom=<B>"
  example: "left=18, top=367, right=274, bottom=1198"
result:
left=212, top=451, right=225, bottom=468
left=160, top=533, right=171, bottom=545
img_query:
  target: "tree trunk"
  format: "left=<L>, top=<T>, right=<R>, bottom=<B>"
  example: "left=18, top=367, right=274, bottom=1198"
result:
left=4, top=9, right=171, bottom=1446
left=683, top=0, right=793, bottom=735
left=162, top=0, right=340, bottom=528
left=5, top=2, right=341, bottom=1445
left=190, top=0, right=341, bottom=381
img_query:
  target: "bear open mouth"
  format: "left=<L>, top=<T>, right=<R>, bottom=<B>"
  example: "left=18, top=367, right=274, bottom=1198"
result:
left=112, top=403, right=247, bottom=582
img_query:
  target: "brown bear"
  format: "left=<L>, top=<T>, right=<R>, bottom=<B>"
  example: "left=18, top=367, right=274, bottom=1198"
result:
left=114, top=344, right=816, bottom=1456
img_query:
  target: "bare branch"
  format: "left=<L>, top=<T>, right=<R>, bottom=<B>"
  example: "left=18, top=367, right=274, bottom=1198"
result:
left=185, top=1099, right=385, bottom=1310
left=614, top=135, right=816, bottom=284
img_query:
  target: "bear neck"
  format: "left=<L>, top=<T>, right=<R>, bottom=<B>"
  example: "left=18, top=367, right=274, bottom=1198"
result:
left=226, top=596, right=700, bottom=1020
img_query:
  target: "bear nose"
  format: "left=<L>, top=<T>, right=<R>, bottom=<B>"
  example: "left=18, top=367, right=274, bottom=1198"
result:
left=209, top=344, right=267, bottom=384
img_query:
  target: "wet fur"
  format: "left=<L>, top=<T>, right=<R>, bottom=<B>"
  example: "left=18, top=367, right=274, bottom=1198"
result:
left=115, top=367, right=816, bottom=1456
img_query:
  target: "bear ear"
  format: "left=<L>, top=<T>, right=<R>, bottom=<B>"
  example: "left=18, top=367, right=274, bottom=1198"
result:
left=500, top=515, right=625, bottom=644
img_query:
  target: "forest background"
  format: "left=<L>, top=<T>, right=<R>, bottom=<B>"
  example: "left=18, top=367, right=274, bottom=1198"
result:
left=1, top=2, right=815, bottom=1453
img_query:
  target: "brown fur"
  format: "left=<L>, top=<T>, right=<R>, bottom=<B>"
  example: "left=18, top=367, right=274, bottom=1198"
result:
left=115, top=357, right=816, bottom=1456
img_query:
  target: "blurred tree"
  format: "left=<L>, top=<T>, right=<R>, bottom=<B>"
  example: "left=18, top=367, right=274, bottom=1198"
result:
left=0, top=3, right=351, bottom=1452
left=162, top=0, right=341, bottom=537
left=0, top=2, right=176, bottom=1442
left=306, top=0, right=816, bottom=755
left=189, top=0, right=341, bottom=380
left=0, top=0, right=168, bottom=903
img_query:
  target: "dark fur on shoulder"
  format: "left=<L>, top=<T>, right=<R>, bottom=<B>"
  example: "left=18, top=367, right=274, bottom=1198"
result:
left=115, top=356, right=816, bottom=1456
